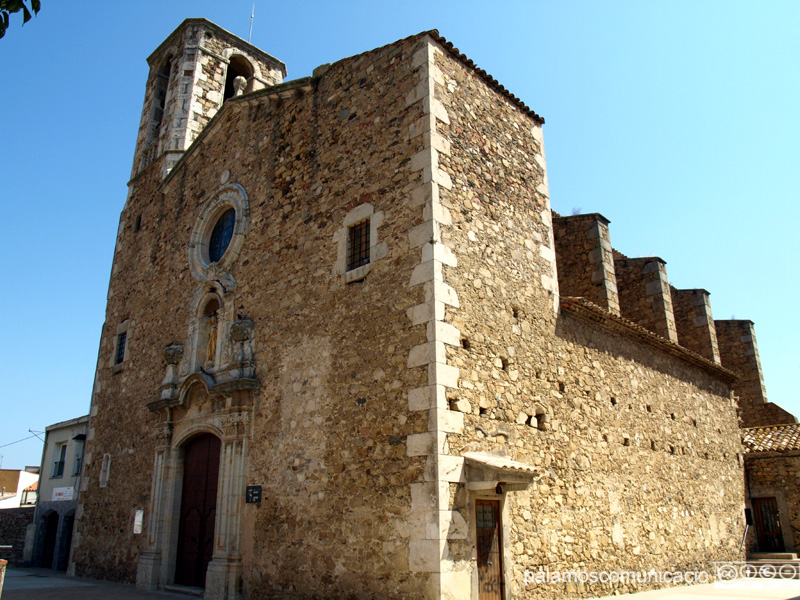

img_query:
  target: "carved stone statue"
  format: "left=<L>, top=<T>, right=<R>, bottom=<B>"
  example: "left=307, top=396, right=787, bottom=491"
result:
left=206, top=312, right=218, bottom=368
left=233, top=76, right=247, bottom=97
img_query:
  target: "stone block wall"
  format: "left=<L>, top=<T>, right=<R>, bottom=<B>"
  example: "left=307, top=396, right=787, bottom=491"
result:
left=715, top=320, right=770, bottom=427
left=614, top=256, right=678, bottom=343
left=671, top=288, right=720, bottom=364
left=755, top=403, right=797, bottom=426
left=553, top=214, right=620, bottom=314
left=715, top=320, right=795, bottom=427
left=0, top=507, right=34, bottom=565
left=75, top=32, right=436, bottom=599
left=432, top=42, right=744, bottom=598
left=76, top=24, right=751, bottom=600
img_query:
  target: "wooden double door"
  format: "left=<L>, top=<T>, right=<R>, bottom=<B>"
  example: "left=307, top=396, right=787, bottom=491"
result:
left=175, top=433, right=220, bottom=588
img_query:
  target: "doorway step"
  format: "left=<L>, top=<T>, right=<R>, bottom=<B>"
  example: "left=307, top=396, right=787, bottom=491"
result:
left=164, top=583, right=205, bottom=596
left=746, top=553, right=800, bottom=578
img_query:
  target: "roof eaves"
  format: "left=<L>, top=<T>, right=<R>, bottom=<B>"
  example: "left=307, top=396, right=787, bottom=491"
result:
left=147, top=18, right=286, bottom=77
left=560, top=296, right=738, bottom=383
left=425, top=30, right=544, bottom=126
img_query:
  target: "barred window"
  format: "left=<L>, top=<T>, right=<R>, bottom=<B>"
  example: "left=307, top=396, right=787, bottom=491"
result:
left=115, top=332, right=127, bottom=365
left=347, top=219, right=370, bottom=272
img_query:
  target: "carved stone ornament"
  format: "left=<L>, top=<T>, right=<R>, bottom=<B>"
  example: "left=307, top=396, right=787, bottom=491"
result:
left=164, top=344, right=184, bottom=365
left=233, top=75, right=247, bottom=97
left=221, top=412, right=249, bottom=438
left=231, top=318, right=254, bottom=342
left=155, top=423, right=173, bottom=444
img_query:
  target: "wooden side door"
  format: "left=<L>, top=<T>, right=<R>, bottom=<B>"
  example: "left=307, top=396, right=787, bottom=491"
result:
left=175, top=433, right=221, bottom=588
left=476, top=499, right=503, bottom=600
left=754, top=497, right=785, bottom=552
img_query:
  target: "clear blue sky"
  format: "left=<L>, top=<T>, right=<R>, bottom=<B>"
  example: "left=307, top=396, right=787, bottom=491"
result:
left=1, top=1, right=798, bottom=469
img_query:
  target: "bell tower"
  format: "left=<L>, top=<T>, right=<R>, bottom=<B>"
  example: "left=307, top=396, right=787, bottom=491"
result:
left=131, top=18, right=286, bottom=179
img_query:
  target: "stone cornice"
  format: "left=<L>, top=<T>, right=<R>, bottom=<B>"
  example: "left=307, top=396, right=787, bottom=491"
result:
left=560, top=296, right=738, bottom=384
left=147, top=18, right=286, bottom=76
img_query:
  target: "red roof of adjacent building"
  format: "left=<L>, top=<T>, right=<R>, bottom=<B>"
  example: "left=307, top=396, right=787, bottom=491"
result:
left=743, top=423, right=800, bottom=453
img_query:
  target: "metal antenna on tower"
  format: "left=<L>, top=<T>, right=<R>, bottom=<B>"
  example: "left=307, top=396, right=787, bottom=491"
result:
left=248, top=4, right=254, bottom=43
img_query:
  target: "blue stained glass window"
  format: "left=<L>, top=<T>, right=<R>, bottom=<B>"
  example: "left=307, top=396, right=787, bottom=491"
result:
left=209, top=208, right=235, bottom=263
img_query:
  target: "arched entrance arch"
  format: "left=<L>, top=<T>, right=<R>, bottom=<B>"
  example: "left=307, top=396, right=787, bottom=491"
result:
left=137, top=373, right=254, bottom=600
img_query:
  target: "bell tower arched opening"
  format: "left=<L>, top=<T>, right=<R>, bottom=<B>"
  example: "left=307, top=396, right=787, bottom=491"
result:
left=223, top=55, right=254, bottom=101
left=147, top=57, right=172, bottom=146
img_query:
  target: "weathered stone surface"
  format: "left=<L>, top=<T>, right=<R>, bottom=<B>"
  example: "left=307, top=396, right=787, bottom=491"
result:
left=716, top=319, right=795, bottom=428
left=672, top=288, right=720, bottom=363
left=74, top=21, right=751, bottom=600
left=0, top=507, right=34, bottom=566
left=553, top=213, right=620, bottom=315
left=743, top=448, right=800, bottom=554
left=433, top=44, right=744, bottom=598
left=614, top=256, right=678, bottom=343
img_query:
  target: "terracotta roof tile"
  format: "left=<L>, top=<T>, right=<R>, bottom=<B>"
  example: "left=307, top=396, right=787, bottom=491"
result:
left=743, top=423, right=800, bottom=453
left=463, top=452, right=542, bottom=476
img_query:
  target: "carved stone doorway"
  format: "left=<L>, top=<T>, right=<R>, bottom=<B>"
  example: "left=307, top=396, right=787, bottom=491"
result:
left=175, top=433, right=221, bottom=588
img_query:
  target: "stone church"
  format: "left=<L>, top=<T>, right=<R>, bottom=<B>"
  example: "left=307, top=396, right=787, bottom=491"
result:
left=72, top=18, right=773, bottom=599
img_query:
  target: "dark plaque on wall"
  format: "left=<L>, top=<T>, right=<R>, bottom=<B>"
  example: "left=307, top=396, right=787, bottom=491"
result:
left=246, top=485, right=262, bottom=504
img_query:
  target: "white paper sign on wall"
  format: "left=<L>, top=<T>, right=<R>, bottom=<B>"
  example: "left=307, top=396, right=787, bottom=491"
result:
left=52, top=487, right=74, bottom=501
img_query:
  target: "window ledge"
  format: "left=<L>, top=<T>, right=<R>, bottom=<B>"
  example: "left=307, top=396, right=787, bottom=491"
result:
left=345, top=263, right=372, bottom=283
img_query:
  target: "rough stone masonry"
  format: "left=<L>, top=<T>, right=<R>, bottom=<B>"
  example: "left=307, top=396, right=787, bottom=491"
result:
left=72, top=19, right=757, bottom=600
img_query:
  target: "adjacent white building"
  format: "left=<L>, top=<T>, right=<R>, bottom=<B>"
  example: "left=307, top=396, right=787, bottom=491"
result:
left=0, top=469, right=39, bottom=509
left=28, top=415, right=88, bottom=570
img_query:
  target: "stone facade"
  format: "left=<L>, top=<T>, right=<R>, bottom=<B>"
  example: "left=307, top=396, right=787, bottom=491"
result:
left=73, top=21, right=759, bottom=600
left=671, top=288, right=720, bottom=365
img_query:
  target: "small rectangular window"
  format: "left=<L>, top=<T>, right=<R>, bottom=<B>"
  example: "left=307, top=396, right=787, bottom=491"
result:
left=347, top=219, right=370, bottom=271
left=115, top=332, right=127, bottom=365
left=99, top=453, right=112, bottom=488
left=51, top=443, right=67, bottom=478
